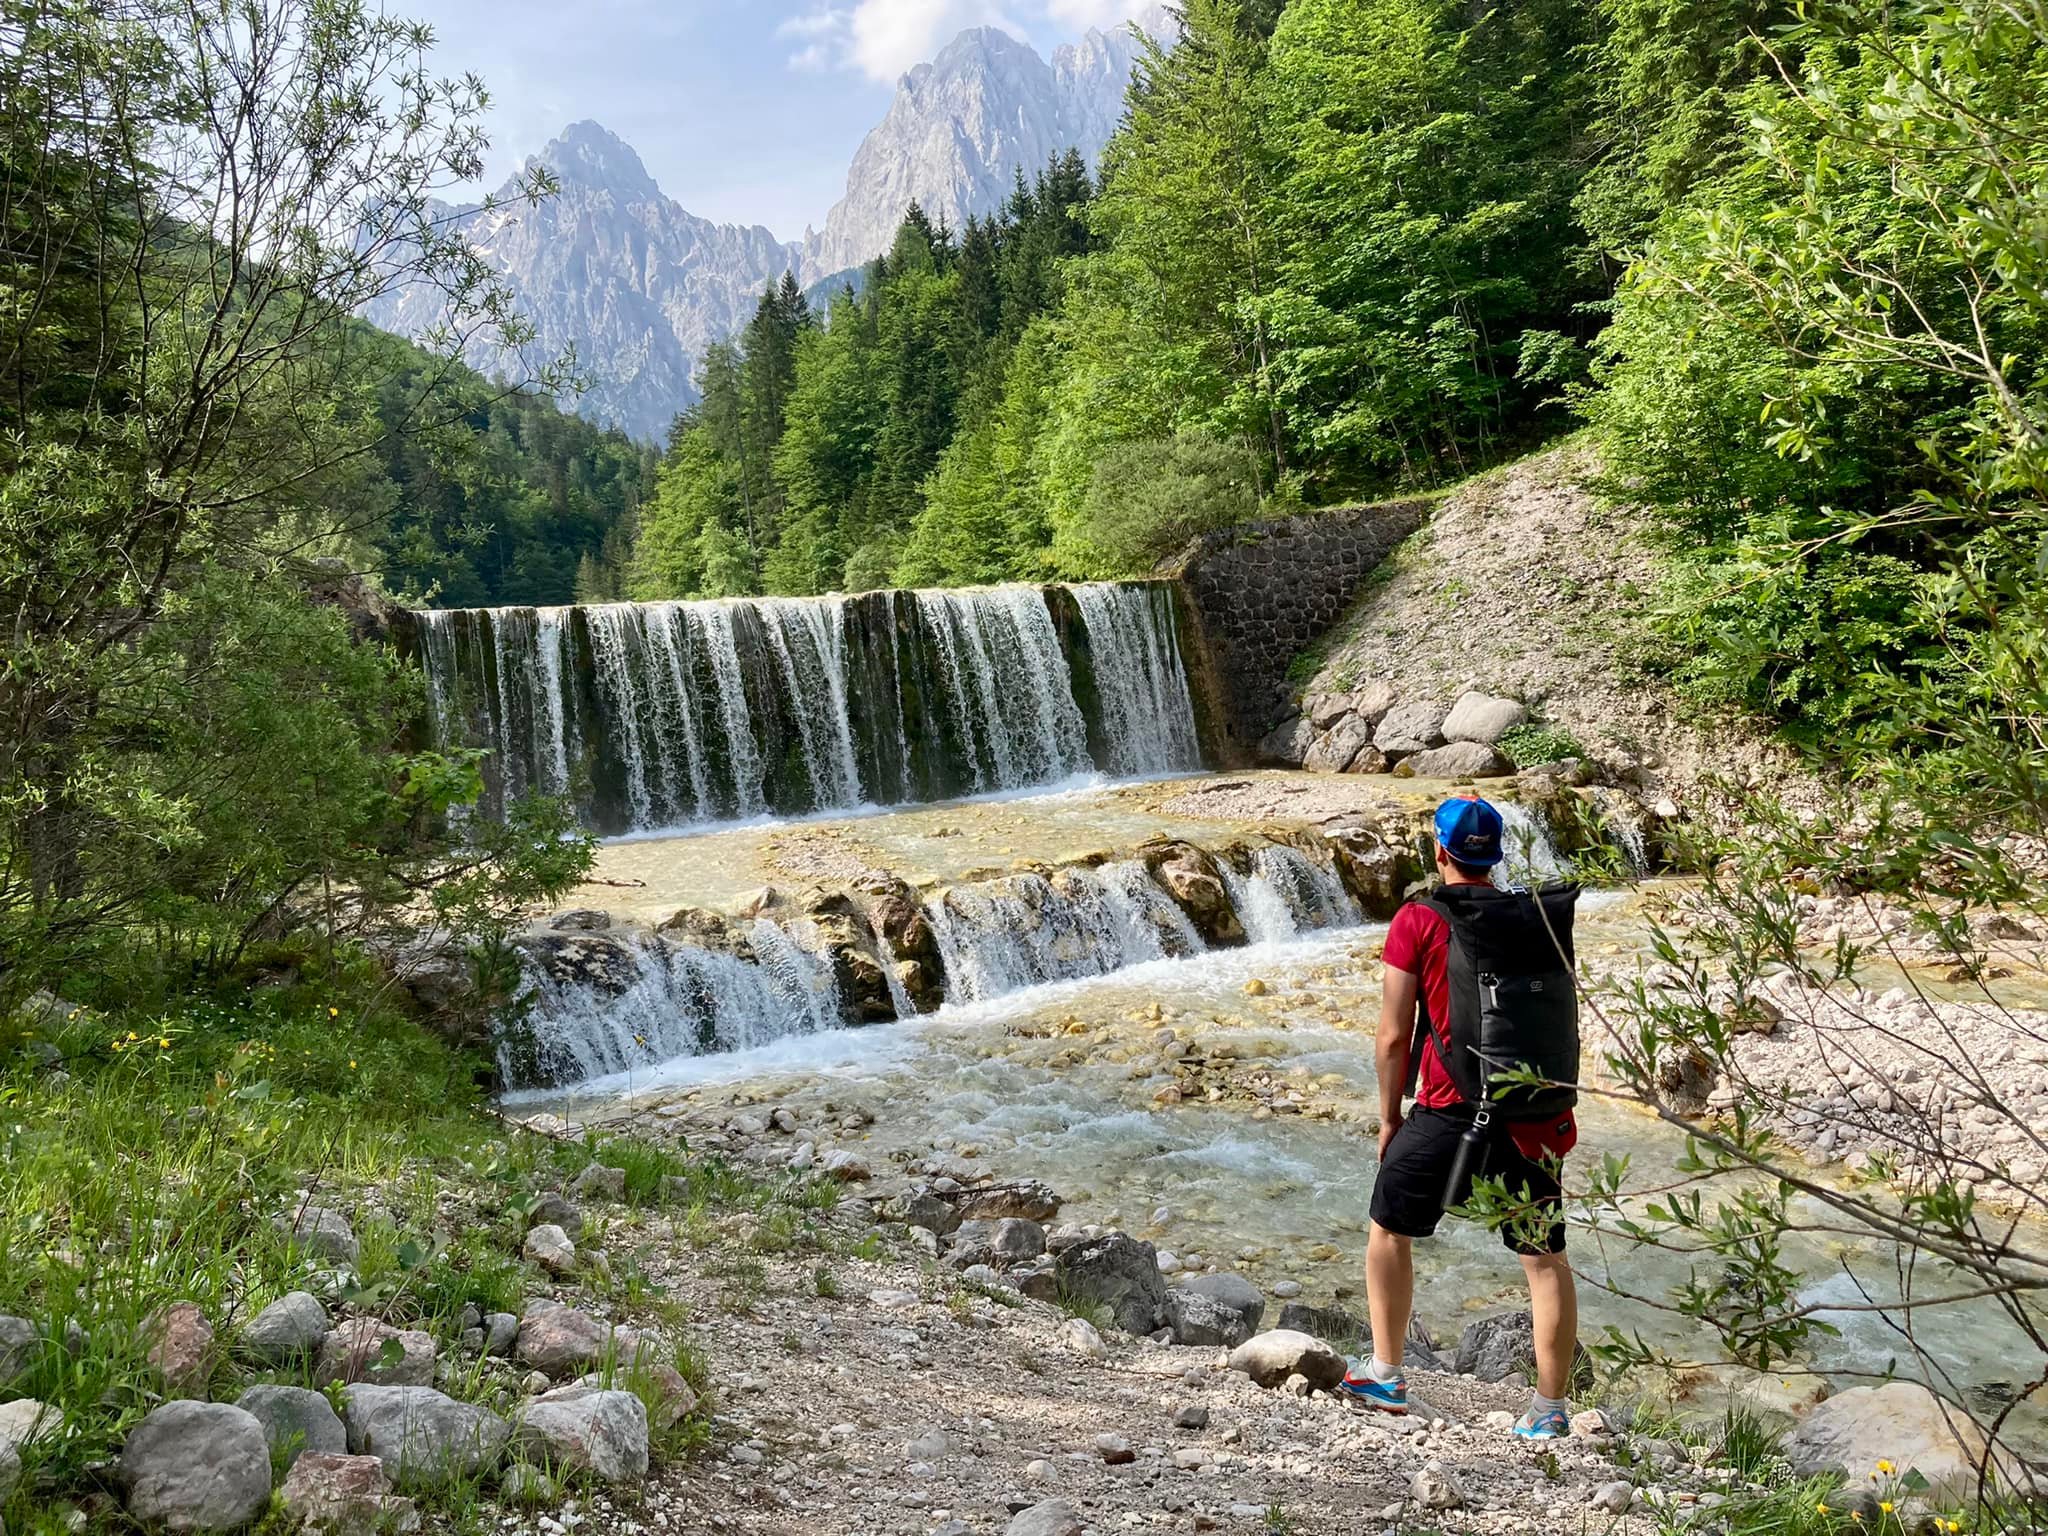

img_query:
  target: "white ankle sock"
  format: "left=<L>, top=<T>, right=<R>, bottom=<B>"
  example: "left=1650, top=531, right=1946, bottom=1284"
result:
left=1529, top=1391, right=1569, bottom=1416
left=1367, top=1356, right=1403, bottom=1384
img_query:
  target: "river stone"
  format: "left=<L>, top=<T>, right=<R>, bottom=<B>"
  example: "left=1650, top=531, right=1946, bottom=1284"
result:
left=1404, top=741, right=1514, bottom=780
left=1146, top=843, right=1244, bottom=948
left=1274, top=1301, right=1370, bottom=1354
left=1410, top=1463, right=1467, bottom=1510
left=240, top=1291, right=329, bottom=1366
left=514, top=1386, right=649, bottom=1485
left=990, top=1218, right=1047, bottom=1265
left=1054, top=1233, right=1167, bottom=1335
left=1057, top=1318, right=1107, bottom=1360
left=527, top=1193, right=583, bottom=1236
left=280, top=1205, right=359, bottom=1267
left=1442, top=691, right=1528, bottom=745
left=1164, top=1290, right=1250, bottom=1349
left=1455, top=1311, right=1535, bottom=1382
left=121, top=1400, right=272, bottom=1532
left=1258, top=715, right=1315, bottom=767
left=516, top=1300, right=647, bottom=1379
left=0, top=1315, right=41, bottom=1387
left=340, top=1386, right=509, bottom=1491
left=1305, top=715, right=1376, bottom=774
left=547, top=909, right=611, bottom=933
left=1182, top=1273, right=1266, bottom=1332
left=1006, top=1498, right=1083, bottom=1536
left=1783, top=1382, right=2019, bottom=1505
left=317, top=1318, right=436, bottom=1388
left=144, top=1301, right=215, bottom=1393
left=237, top=1385, right=346, bottom=1467
left=573, top=1363, right=698, bottom=1429
left=568, top=1163, right=626, bottom=1202
left=1228, top=1329, right=1346, bottom=1391
left=890, top=1191, right=962, bottom=1236
left=483, top=1312, right=519, bottom=1358
left=950, top=1179, right=1061, bottom=1222
left=1373, top=700, right=1447, bottom=756
left=523, top=1222, right=578, bottom=1275
left=0, top=1399, right=56, bottom=1451
left=278, top=1452, right=420, bottom=1536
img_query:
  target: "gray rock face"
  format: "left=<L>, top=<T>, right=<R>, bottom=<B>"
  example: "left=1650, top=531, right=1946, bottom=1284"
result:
left=1374, top=699, right=1448, bottom=757
left=278, top=1452, right=419, bottom=1536
left=341, top=1386, right=509, bottom=1492
left=240, top=1291, right=329, bottom=1366
left=316, top=1318, right=436, bottom=1388
left=800, top=14, right=1168, bottom=284
left=1783, top=1382, right=2020, bottom=1505
left=361, top=123, right=800, bottom=442
left=1403, top=740, right=1514, bottom=780
left=121, top=1401, right=272, bottom=1532
left=1054, top=1233, right=1167, bottom=1335
left=1005, top=1498, right=1084, bottom=1536
left=1455, top=1311, right=1535, bottom=1383
left=1182, top=1273, right=1265, bottom=1333
left=236, top=1385, right=347, bottom=1466
left=514, top=1386, right=650, bottom=1485
left=1227, top=1329, right=1346, bottom=1391
left=1163, top=1290, right=1250, bottom=1349
left=1442, top=691, right=1528, bottom=745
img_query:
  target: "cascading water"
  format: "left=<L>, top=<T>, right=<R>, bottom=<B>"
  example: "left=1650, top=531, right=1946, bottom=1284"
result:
left=1221, top=845, right=1366, bottom=945
left=412, top=582, right=1204, bottom=835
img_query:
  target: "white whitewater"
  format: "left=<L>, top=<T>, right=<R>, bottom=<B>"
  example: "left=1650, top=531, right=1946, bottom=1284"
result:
left=583, top=605, right=658, bottom=828
left=696, top=602, right=767, bottom=819
left=533, top=609, right=576, bottom=797
left=758, top=599, right=862, bottom=809
left=641, top=605, right=713, bottom=821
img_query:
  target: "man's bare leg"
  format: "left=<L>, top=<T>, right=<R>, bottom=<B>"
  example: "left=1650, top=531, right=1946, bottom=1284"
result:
left=1365, top=1221, right=1414, bottom=1370
left=1519, top=1250, right=1578, bottom=1400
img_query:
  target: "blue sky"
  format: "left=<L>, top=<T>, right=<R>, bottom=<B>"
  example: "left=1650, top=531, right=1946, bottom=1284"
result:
left=410, top=0, right=1154, bottom=240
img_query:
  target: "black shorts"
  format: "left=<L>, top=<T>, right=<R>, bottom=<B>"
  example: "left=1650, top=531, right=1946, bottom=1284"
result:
left=1370, top=1106, right=1567, bottom=1255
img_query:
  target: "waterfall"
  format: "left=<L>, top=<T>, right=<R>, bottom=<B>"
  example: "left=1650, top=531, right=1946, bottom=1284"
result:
left=509, top=929, right=842, bottom=1086
left=414, top=582, right=1204, bottom=836
left=1072, top=583, right=1203, bottom=775
left=1220, top=844, right=1366, bottom=945
left=1495, top=802, right=1571, bottom=886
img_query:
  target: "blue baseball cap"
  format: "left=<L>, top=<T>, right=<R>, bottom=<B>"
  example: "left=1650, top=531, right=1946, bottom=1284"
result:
left=1434, top=795, right=1505, bottom=867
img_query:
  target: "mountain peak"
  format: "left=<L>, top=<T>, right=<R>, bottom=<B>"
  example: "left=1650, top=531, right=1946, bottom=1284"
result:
left=536, top=120, right=659, bottom=198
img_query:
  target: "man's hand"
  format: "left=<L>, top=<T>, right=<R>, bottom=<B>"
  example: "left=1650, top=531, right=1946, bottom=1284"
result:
left=1378, top=1106, right=1403, bottom=1159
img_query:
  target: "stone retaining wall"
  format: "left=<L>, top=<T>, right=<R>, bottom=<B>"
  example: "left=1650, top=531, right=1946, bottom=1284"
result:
left=1165, top=499, right=1434, bottom=764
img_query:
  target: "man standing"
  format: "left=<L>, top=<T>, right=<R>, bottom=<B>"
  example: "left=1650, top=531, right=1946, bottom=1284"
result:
left=1337, top=795, right=1581, bottom=1440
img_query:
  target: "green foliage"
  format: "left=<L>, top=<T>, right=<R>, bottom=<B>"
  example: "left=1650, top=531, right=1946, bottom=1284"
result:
left=1059, top=433, right=1262, bottom=577
left=1497, top=723, right=1588, bottom=768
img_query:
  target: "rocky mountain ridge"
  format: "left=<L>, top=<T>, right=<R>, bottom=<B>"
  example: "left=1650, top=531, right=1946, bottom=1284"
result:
left=361, top=9, right=1171, bottom=442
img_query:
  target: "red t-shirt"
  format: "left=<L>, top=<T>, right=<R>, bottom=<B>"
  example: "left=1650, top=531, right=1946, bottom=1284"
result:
left=1383, top=900, right=1462, bottom=1108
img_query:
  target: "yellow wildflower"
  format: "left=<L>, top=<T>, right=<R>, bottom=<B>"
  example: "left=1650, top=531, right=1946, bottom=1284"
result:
left=1880, top=1502, right=1895, bottom=1515
left=1817, top=1502, right=1830, bottom=1514
left=158, top=1038, right=170, bottom=1049
left=328, top=1007, right=339, bottom=1019
left=1876, top=1460, right=1895, bottom=1475
left=349, top=1060, right=357, bottom=1069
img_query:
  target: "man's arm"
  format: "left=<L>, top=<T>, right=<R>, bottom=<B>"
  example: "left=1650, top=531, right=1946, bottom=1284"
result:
left=1377, top=963, right=1420, bottom=1157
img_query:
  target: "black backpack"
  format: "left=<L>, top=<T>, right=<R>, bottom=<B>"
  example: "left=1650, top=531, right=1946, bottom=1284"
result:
left=1409, top=882, right=1581, bottom=1120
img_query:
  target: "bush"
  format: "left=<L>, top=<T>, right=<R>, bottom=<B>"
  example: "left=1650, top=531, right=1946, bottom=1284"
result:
left=1497, top=722, right=1586, bottom=767
left=1068, top=433, right=1261, bottom=577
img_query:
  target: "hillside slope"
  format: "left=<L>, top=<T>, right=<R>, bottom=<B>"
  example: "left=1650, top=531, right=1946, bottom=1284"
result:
left=1281, top=442, right=1800, bottom=803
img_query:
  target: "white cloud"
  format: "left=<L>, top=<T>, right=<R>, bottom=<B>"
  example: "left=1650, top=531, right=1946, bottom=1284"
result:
left=783, top=0, right=1092, bottom=83
left=1041, top=0, right=1153, bottom=27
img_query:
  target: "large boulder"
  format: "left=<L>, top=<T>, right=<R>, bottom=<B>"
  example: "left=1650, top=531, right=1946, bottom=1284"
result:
left=278, top=1452, right=419, bottom=1536
left=1323, top=826, right=1420, bottom=919
left=121, top=1400, right=272, bottom=1532
left=1163, top=1290, right=1251, bottom=1348
left=1304, top=715, right=1376, bottom=774
left=853, top=873, right=946, bottom=1014
left=1442, top=691, right=1528, bottom=745
left=239, top=1291, right=330, bottom=1367
left=340, top=1386, right=509, bottom=1492
left=513, top=1386, right=650, bottom=1485
left=236, top=1385, right=346, bottom=1467
left=1227, top=1329, right=1346, bottom=1391
left=1784, top=1382, right=2024, bottom=1507
left=1455, top=1311, right=1535, bottom=1382
left=1257, top=715, right=1316, bottom=767
left=1144, top=842, right=1245, bottom=948
left=1179, top=1273, right=1265, bottom=1333
left=1402, top=741, right=1514, bottom=780
left=1054, top=1233, right=1168, bottom=1336
left=1373, top=700, right=1447, bottom=757
left=316, top=1318, right=436, bottom=1388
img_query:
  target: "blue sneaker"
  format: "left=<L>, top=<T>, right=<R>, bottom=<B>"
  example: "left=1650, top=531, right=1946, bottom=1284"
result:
left=1513, top=1406, right=1570, bottom=1440
left=1336, top=1365, right=1409, bottom=1415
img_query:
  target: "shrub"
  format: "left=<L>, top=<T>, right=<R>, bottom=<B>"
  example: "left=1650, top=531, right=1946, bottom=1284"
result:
left=1071, top=433, right=1261, bottom=576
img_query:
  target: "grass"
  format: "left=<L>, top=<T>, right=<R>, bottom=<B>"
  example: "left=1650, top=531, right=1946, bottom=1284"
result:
left=0, top=975, right=823, bottom=1531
